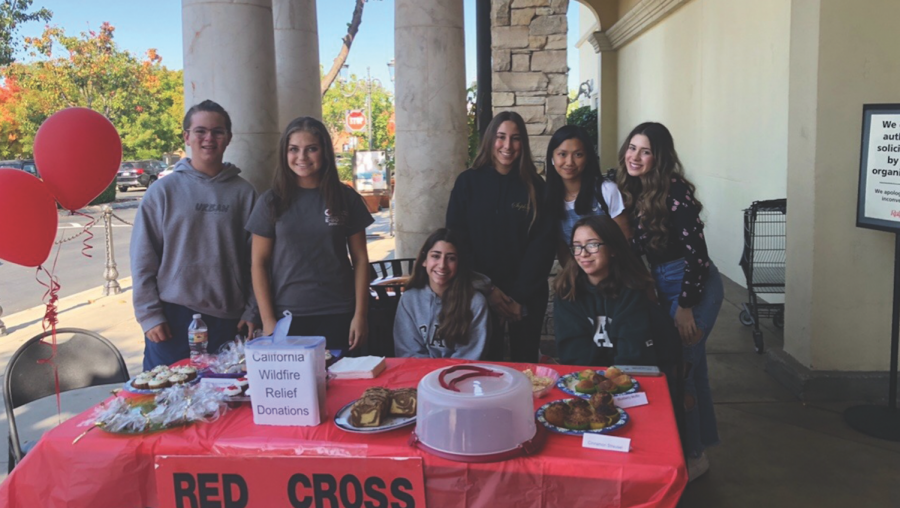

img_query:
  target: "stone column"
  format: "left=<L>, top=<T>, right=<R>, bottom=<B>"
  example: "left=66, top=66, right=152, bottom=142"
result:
left=491, top=0, right=568, bottom=173
left=273, top=0, right=322, bottom=127
left=394, top=0, right=468, bottom=257
left=183, top=0, right=280, bottom=192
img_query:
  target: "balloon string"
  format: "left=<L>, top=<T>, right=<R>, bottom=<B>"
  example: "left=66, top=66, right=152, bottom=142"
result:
left=70, top=210, right=95, bottom=258
left=35, top=241, right=63, bottom=420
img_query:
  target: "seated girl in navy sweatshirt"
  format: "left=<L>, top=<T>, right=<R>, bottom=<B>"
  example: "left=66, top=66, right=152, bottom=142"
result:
left=393, top=229, right=490, bottom=359
left=553, top=215, right=657, bottom=367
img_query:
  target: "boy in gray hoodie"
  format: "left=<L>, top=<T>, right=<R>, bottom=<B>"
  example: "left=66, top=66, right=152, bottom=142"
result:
left=131, top=100, right=258, bottom=369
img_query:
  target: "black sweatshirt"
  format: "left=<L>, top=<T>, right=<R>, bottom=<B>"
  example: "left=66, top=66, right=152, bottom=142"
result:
left=446, top=166, right=555, bottom=303
left=553, top=283, right=657, bottom=367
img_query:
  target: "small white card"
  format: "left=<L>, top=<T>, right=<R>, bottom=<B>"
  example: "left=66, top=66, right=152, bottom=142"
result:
left=200, top=378, right=237, bottom=388
left=582, top=433, right=631, bottom=453
left=613, top=392, right=649, bottom=408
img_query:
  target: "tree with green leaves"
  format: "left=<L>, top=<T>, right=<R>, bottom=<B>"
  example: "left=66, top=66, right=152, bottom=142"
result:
left=0, top=23, right=183, bottom=160
left=321, top=71, right=394, bottom=153
left=0, top=0, right=51, bottom=66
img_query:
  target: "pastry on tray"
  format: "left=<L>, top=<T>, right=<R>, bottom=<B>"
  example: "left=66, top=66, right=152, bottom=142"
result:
left=349, top=396, right=387, bottom=427
left=389, top=388, right=417, bottom=416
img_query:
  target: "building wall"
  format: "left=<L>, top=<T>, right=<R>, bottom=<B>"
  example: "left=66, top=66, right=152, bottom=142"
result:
left=785, top=0, right=900, bottom=371
left=615, top=0, right=791, bottom=287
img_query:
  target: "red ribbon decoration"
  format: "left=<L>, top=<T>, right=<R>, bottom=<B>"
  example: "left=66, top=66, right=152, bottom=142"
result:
left=34, top=242, right=63, bottom=418
left=69, top=210, right=95, bottom=258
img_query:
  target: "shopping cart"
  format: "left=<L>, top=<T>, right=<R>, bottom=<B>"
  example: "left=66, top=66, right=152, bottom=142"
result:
left=738, top=199, right=786, bottom=354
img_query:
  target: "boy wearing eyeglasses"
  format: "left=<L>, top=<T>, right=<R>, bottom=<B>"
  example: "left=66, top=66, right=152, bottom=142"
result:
left=131, top=100, right=259, bottom=369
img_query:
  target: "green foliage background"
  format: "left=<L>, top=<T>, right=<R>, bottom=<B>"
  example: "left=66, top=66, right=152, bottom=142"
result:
left=0, top=24, right=184, bottom=161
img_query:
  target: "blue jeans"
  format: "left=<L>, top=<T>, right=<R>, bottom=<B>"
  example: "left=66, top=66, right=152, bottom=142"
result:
left=143, top=302, right=242, bottom=370
left=653, top=259, right=723, bottom=457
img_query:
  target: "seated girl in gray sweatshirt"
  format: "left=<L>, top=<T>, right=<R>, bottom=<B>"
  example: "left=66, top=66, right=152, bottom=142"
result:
left=393, top=229, right=490, bottom=359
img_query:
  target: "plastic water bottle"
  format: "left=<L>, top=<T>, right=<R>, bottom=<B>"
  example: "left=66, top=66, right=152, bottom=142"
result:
left=188, top=314, right=208, bottom=363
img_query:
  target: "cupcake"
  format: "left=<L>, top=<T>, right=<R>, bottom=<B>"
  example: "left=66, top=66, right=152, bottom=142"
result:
left=223, top=385, right=242, bottom=397
left=178, top=366, right=198, bottom=381
left=168, top=373, right=189, bottom=385
left=148, top=377, right=167, bottom=390
left=151, top=365, right=169, bottom=375
left=132, top=374, right=152, bottom=390
left=236, top=377, right=249, bottom=394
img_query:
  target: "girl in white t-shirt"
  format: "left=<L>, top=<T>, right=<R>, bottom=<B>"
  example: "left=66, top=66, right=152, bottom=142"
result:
left=544, top=125, right=630, bottom=267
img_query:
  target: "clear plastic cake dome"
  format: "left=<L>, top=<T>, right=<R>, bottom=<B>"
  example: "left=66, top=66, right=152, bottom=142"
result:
left=412, top=364, right=541, bottom=462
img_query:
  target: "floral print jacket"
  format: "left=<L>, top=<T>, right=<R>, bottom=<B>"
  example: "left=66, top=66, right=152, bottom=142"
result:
left=632, top=177, right=711, bottom=308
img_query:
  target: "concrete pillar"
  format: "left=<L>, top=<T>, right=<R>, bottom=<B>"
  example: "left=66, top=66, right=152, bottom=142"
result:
left=182, top=0, right=280, bottom=192
left=784, top=0, right=900, bottom=372
left=394, top=0, right=467, bottom=257
left=273, top=0, right=322, bottom=127
left=597, top=48, right=618, bottom=171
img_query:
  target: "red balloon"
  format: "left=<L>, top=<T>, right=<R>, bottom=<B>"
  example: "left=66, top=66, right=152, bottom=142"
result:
left=0, top=169, right=58, bottom=267
left=33, top=107, right=122, bottom=210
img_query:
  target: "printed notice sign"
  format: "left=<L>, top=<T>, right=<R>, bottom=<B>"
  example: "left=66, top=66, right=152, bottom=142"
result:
left=857, top=104, right=900, bottom=231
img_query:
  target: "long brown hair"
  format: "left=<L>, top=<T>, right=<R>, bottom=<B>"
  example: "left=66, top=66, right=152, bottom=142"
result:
left=269, top=116, right=349, bottom=220
left=406, top=229, right=476, bottom=348
left=615, top=122, right=702, bottom=254
left=554, top=215, right=653, bottom=301
left=472, top=111, right=541, bottom=228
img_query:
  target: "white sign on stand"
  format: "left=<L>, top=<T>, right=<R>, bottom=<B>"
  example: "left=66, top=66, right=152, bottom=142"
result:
left=857, top=104, right=900, bottom=232
left=245, top=312, right=326, bottom=426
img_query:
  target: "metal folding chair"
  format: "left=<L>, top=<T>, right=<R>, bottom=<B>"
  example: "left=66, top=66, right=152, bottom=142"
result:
left=4, top=328, right=129, bottom=471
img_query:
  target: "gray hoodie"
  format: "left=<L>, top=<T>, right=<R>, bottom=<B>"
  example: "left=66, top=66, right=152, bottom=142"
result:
left=131, top=159, right=258, bottom=332
left=393, top=285, right=490, bottom=360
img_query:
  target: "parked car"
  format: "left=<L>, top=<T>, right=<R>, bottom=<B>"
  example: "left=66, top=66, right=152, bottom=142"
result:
left=116, top=160, right=165, bottom=192
left=157, top=164, right=176, bottom=179
left=0, top=159, right=40, bottom=178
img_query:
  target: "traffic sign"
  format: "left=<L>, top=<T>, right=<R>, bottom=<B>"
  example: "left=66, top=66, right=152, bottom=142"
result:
left=345, top=110, right=367, bottom=132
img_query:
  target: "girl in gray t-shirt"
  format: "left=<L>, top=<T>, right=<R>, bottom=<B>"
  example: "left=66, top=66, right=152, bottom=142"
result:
left=393, top=228, right=490, bottom=360
left=246, top=117, right=374, bottom=351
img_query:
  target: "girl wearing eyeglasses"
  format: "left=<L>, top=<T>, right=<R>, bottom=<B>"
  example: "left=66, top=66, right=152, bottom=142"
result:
left=617, top=121, right=723, bottom=480
left=393, top=228, right=490, bottom=359
left=544, top=125, right=630, bottom=268
left=446, top=111, right=556, bottom=362
left=246, top=117, right=374, bottom=351
left=553, top=215, right=657, bottom=367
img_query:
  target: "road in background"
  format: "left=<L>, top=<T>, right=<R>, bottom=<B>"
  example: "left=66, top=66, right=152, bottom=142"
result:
left=0, top=190, right=143, bottom=315
left=0, top=190, right=396, bottom=317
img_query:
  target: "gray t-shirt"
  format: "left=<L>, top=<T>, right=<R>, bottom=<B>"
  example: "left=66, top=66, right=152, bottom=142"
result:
left=245, top=186, right=374, bottom=317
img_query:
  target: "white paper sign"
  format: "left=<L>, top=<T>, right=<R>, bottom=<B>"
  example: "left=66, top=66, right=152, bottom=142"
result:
left=582, top=433, right=631, bottom=453
left=613, top=392, right=649, bottom=408
left=857, top=105, right=900, bottom=231
left=245, top=313, right=326, bottom=426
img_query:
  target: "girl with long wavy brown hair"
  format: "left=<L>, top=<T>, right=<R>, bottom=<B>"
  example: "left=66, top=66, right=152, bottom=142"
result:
left=446, top=111, right=556, bottom=362
left=246, top=117, right=373, bottom=351
left=616, top=121, right=724, bottom=481
left=393, top=229, right=490, bottom=359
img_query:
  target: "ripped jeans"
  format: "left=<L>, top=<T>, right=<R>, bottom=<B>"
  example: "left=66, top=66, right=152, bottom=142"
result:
left=653, top=259, right=724, bottom=457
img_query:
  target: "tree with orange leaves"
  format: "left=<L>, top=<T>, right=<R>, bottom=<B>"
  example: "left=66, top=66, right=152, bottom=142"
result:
left=1, top=23, right=183, bottom=159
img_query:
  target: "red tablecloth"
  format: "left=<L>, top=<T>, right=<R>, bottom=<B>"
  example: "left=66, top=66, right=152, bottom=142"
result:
left=0, top=358, right=686, bottom=507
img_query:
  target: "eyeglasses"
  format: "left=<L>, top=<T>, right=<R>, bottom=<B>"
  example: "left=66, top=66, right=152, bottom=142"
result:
left=188, top=128, right=228, bottom=139
left=570, top=242, right=605, bottom=255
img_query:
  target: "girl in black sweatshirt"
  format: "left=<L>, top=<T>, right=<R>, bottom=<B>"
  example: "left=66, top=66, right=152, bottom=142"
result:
left=446, top=111, right=555, bottom=362
left=553, top=215, right=658, bottom=367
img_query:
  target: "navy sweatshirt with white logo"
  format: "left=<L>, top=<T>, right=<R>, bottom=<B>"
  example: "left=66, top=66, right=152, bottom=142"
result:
left=553, top=282, right=656, bottom=367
